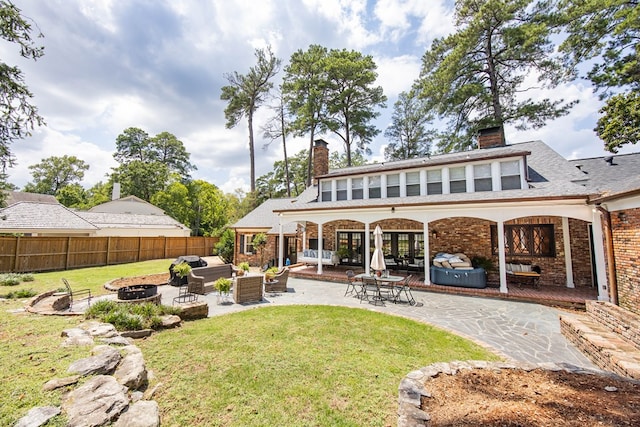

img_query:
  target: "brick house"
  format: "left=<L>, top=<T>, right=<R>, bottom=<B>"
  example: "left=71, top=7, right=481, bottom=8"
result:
left=234, top=128, right=640, bottom=307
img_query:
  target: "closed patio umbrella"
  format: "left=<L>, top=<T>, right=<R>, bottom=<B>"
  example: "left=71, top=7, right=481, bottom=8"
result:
left=370, top=225, right=386, bottom=273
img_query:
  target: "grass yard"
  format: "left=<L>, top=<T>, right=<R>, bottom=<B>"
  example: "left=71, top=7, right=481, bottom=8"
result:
left=0, top=260, right=500, bottom=426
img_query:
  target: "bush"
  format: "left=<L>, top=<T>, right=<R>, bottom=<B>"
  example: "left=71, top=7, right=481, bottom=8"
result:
left=0, top=274, right=22, bottom=286
left=2, top=289, right=37, bottom=299
left=19, top=273, right=35, bottom=282
left=85, top=300, right=181, bottom=331
left=214, top=228, right=235, bottom=264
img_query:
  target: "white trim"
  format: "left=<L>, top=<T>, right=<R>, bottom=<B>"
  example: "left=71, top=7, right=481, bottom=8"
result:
left=591, top=209, right=610, bottom=301
left=562, top=217, right=575, bottom=288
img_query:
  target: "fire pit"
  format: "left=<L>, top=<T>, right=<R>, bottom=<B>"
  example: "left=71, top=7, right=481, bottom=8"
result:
left=117, top=284, right=160, bottom=304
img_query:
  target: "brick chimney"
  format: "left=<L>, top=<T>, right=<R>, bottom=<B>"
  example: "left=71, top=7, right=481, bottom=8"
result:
left=313, top=139, right=329, bottom=183
left=478, top=126, right=505, bottom=149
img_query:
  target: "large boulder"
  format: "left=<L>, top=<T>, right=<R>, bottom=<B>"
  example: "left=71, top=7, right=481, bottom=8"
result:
left=113, top=345, right=147, bottom=390
left=113, top=400, right=160, bottom=427
left=62, top=375, right=129, bottom=427
left=14, top=406, right=61, bottom=427
left=67, top=345, right=121, bottom=376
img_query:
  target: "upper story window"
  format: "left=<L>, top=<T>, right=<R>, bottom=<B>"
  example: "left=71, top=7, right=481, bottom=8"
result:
left=474, top=164, right=492, bottom=192
left=387, top=173, right=400, bottom=198
left=321, top=181, right=331, bottom=201
left=336, top=179, right=347, bottom=200
left=406, top=172, right=420, bottom=196
left=449, top=166, right=466, bottom=193
left=426, top=169, right=442, bottom=195
left=369, top=175, right=381, bottom=198
left=352, top=177, right=363, bottom=199
left=500, top=160, right=521, bottom=190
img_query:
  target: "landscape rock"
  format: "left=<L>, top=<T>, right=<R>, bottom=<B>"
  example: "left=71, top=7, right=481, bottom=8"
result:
left=99, top=335, right=132, bottom=346
left=62, top=375, right=129, bottom=427
left=14, top=406, right=61, bottom=427
left=114, top=346, right=148, bottom=390
left=61, top=335, right=95, bottom=347
left=120, top=329, right=153, bottom=339
left=85, top=322, right=119, bottom=338
left=161, top=314, right=182, bottom=328
left=113, top=400, right=160, bottom=427
left=67, top=345, right=121, bottom=376
left=62, top=327, right=91, bottom=338
left=42, top=375, right=80, bottom=391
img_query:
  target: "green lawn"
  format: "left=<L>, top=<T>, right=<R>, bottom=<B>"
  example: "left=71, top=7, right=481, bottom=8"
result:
left=0, top=261, right=500, bottom=426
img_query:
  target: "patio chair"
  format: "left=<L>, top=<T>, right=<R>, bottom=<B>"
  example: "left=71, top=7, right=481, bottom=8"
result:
left=344, top=270, right=363, bottom=298
left=384, top=257, right=399, bottom=271
left=360, top=276, right=384, bottom=306
left=266, top=268, right=289, bottom=292
left=61, top=278, right=92, bottom=310
left=393, top=275, right=416, bottom=305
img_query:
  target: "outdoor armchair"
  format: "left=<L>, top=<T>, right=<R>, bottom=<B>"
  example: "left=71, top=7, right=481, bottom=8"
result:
left=61, top=278, right=92, bottom=309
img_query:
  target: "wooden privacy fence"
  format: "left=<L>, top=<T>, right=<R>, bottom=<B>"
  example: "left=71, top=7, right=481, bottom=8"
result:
left=0, top=236, right=218, bottom=273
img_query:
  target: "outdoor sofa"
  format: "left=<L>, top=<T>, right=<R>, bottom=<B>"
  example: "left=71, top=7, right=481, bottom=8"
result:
left=297, top=249, right=340, bottom=266
left=187, top=263, right=235, bottom=294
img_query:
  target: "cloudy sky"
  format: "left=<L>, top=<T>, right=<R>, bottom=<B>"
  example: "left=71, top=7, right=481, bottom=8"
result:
left=2, top=0, right=634, bottom=194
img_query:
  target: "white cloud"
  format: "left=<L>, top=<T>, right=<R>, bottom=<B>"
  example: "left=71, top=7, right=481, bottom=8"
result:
left=374, top=54, right=421, bottom=98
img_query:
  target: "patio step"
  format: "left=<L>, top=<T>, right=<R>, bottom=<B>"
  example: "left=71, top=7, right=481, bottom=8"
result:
left=585, top=301, right=640, bottom=351
left=560, top=311, right=640, bottom=380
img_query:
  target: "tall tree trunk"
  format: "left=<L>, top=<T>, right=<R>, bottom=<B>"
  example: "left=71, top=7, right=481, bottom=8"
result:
left=248, top=113, right=256, bottom=192
left=345, top=120, right=352, bottom=167
left=280, top=107, right=291, bottom=197
left=485, top=33, right=503, bottom=124
left=306, top=128, right=315, bottom=187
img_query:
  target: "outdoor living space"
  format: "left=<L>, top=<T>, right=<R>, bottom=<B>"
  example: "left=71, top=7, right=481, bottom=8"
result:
left=283, top=211, right=600, bottom=308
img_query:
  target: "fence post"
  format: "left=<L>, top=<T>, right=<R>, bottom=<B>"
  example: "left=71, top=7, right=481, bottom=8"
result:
left=106, top=236, right=112, bottom=265
left=65, top=236, right=71, bottom=270
left=13, top=236, right=21, bottom=272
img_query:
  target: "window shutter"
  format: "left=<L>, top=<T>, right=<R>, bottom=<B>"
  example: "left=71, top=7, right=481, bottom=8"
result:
left=239, top=234, right=245, bottom=254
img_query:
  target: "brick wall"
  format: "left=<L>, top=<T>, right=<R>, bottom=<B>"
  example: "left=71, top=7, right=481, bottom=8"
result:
left=611, top=207, right=640, bottom=315
left=300, top=215, right=593, bottom=288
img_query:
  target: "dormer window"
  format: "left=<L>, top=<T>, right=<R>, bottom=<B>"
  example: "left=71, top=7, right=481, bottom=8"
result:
left=449, top=167, right=466, bottom=193
left=387, top=174, right=400, bottom=198
left=352, top=177, right=363, bottom=199
left=474, top=164, right=492, bottom=192
left=336, top=179, right=347, bottom=201
left=500, top=160, right=521, bottom=190
left=426, top=169, right=442, bottom=195
left=369, top=175, right=381, bottom=198
left=406, top=172, right=420, bottom=196
left=321, top=181, right=331, bottom=201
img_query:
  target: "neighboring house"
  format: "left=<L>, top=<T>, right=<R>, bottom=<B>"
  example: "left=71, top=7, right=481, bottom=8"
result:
left=235, top=128, right=640, bottom=309
left=0, top=192, right=191, bottom=237
left=0, top=201, right=98, bottom=236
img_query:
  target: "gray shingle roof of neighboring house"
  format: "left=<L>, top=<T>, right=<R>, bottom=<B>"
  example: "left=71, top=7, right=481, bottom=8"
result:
left=0, top=202, right=98, bottom=231
left=232, top=197, right=299, bottom=234
left=3, top=191, right=58, bottom=206
left=274, top=140, right=596, bottom=213
left=77, top=212, right=190, bottom=230
left=569, top=152, right=640, bottom=196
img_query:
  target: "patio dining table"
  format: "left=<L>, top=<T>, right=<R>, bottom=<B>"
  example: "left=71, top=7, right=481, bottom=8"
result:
left=355, top=273, right=405, bottom=304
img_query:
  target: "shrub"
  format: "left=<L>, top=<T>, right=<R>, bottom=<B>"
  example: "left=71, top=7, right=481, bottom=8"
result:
left=2, top=288, right=37, bottom=299
left=172, top=261, right=192, bottom=278
left=85, top=300, right=180, bottom=331
left=0, top=274, right=22, bottom=286
left=214, top=227, right=235, bottom=264
left=238, top=261, right=250, bottom=272
left=19, top=273, right=35, bottom=282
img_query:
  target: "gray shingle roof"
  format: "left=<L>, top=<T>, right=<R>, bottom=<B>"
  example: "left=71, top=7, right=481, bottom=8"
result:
left=232, top=197, right=299, bottom=234
left=77, top=212, right=190, bottom=230
left=274, top=140, right=596, bottom=213
left=569, top=152, right=640, bottom=195
left=4, top=191, right=58, bottom=206
left=0, top=202, right=97, bottom=231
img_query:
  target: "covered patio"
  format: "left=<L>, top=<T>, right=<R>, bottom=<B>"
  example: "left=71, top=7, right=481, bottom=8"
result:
left=288, top=264, right=598, bottom=309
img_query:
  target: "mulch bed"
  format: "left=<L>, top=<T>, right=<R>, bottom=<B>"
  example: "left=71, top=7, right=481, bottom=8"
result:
left=422, top=368, right=640, bottom=426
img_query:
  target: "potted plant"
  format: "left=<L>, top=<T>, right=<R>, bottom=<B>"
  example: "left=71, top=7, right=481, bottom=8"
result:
left=336, top=246, right=351, bottom=262
left=264, top=266, right=278, bottom=282
left=471, top=256, right=495, bottom=273
left=172, top=262, right=192, bottom=284
left=237, top=261, right=250, bottom=276
left=214, top=277, right=232, bottom=304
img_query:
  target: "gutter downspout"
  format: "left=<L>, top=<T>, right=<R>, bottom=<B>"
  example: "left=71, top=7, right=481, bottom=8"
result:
left=597, top=205, right=618, bottom=305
